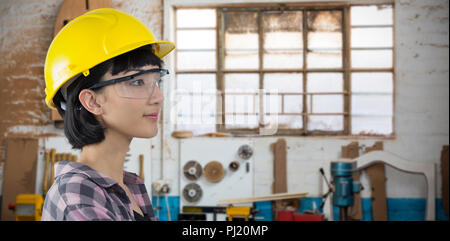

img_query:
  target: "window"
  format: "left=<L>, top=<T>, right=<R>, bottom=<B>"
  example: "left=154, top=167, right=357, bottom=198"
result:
left=173, top=4, right=394, bottom=136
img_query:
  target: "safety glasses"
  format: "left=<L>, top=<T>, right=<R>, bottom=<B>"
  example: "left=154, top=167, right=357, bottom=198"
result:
left=89, top=68, right=168, bottom=99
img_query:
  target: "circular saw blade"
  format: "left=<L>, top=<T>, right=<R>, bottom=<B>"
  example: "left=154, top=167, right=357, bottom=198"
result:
left=183, top=160, right=202, bottom=181
left=182, top=183, right=203, bottom=203
left=238, top=145, right=253, bottom=160
left=203, top=161, right=225, bottom=183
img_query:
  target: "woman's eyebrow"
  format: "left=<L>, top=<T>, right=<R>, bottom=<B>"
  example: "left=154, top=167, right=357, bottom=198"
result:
left=121, top=68, right=144, bottom=74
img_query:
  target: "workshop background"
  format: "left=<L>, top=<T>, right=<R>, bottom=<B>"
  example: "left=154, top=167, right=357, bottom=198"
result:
left=0, top=0, right=448, bottom=221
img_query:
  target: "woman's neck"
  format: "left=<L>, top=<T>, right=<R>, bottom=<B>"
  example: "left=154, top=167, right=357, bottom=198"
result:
left=78, top=129, right=132, bottom=185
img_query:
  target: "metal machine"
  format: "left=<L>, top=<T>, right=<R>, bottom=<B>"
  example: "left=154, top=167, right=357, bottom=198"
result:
left=8, top=194, right=44, bottom=221
left=320, top=160, right=362, bottom=221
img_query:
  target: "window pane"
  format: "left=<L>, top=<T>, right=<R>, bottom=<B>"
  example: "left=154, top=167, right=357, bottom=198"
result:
left=177, top=51, right=216, bottom=70
left=351, top=50, right=393, bottom=68
left=263, top=11, right=303, bottom=69
left=226, top=94, right=256, bottom=114
left=278, top=115, right=303, bottom=129
left=264, top=73, right=303, bottom=115
left=264, top=52, right=303, bottom=69
left=308, top=95, right=343, bottom=113
left=225, top=50, right=259, bottom=69
left=225, top=74, right=259, bottom=119
left=175, top=93, right=192, bottom=121
left=307, top=73, right=343, bottom=115
left=225, top=114, right=258, bottom=128
left=284, top=95, right=303, bottom=114
left=307, top=11, right=342, bottom=69
left=308, top=32, right=342, bottom=50
left=264, top=73, right=303, bottom=92
left=175, top=74, right=217, bottom=134
left=307, top=73, right=343, bottom=92
left=308, top=115, right=343, bottom=131
left=351, top=5, right=393, bottom=26
left=307, top=11, right=342, bottom=31
left=307, top=50, right=342, bottom=68
left=177, top=30, right=216, bottom=50
left=264, top=93, right=281, bottom=115
left=352, top=116, right=393, bottom=135
left=177, top=9, right=216, bottom=28
left=351, top=27, right=393, bottom=48
left=352, top=95, right=393, bottom=116
left=176, top=74, right=216, bottom=91
left=176, top=74, right=216, bottom=122
left=224, top=12, right=259, bottom=69
left=225, top=74, right=259, bottom=91
left=352, top=73, right=393, bottom=93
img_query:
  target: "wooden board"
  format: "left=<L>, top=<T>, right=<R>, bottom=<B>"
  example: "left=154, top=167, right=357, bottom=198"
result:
left=342, top=142, right=359, bottom=159
left=271, top=139, right=287, bottom=194
left=364, top=142, right=387, bottom=221
left=51, top=0, right=113, bottom=121
left=271, top=139, right=287, bottom=220
left=342, top=142, right=362, bottom=220
left=1, top=137, right=38, bottom=221
left=442, top=145, right=449, bottom=216
left=53, top=0, right=113, bottom=37
left=217, top=192, right=308, bottom=205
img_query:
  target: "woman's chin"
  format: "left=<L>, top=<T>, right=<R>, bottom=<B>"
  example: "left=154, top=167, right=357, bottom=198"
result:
left=134, top=127, right=158, bottom=138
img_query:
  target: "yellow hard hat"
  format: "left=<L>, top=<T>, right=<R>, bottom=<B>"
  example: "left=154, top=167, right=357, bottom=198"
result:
left=44, top=8, right=176, bottom=109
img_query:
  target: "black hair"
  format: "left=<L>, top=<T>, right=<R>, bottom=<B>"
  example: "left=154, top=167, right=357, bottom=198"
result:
left=53, top=44, right=163, bottom=149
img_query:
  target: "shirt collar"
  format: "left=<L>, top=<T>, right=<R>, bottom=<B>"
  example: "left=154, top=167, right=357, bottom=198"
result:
left=54, top=161, right=142, bottom=188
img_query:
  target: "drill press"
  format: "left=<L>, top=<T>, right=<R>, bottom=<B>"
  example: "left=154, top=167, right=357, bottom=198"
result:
left=331, top=161, right=362, bottom=220
left=320, top=160, right=362, bottom=221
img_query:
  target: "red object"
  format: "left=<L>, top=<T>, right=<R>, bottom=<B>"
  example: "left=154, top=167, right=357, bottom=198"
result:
left=277, top=211, right=294, bottom=221
left=8, top=203, right=15, bottom=211
left=293, top=213, right=324, bottom=221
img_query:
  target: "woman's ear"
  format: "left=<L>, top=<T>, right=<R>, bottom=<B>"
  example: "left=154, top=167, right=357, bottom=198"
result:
left=79, top=89, right=104, bottom=115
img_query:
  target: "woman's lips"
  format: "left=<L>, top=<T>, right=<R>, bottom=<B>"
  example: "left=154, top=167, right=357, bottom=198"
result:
left=144, top=113, right=158, bottom=120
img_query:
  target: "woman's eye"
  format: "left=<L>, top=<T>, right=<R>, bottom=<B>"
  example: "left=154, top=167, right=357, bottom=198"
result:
left=129, top=79, right=144, bottom=86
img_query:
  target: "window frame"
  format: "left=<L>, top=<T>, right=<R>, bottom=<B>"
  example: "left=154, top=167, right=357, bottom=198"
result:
left=174, top=2, right=395, bottom=137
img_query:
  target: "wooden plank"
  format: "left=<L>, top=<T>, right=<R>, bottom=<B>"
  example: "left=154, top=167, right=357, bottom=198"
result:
left=347, top=171, right=363, bottom=220
left=364, top=142, right=387, bottom=221
left=365, top=141, right=383, bottom=153
left=88, top=0, right=113, bottom=10
left=343, top=6, right=351, bottom=136
left=1, top=137, right=38, bottom=221
left=271, top=139, right=287, bottom=194
left=442, top=145, right=449, bottom=216
left=53, top=0, right=86, bottom=37
left=217, top=192, right=308, bottom=205
left=341, top=142, right=362, bottom=220
left=271, top=138, right=287, bottom=220
left=341, top=142, right=359, bottom=159
left=54, top=0, right=113, bottom=37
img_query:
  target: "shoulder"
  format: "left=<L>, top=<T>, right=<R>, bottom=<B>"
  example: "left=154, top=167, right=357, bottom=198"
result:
left=123, top=171, right=145, bottom=185
left=56, top=172, right=109, bottom=207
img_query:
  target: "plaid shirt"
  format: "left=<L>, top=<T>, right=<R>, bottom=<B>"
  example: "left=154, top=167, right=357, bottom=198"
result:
left=42, top=161, right=158, bottom=221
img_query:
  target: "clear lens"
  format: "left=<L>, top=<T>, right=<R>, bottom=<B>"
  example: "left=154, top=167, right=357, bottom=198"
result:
left=114, top=71, right=162, bottom=99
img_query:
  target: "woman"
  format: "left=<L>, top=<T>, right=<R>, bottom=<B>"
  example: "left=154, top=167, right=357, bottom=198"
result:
left=41, top=8, right=175, bottom=221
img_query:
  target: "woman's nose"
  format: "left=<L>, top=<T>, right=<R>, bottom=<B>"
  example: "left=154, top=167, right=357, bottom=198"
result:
left=149, top=85, right=164, bottom=105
